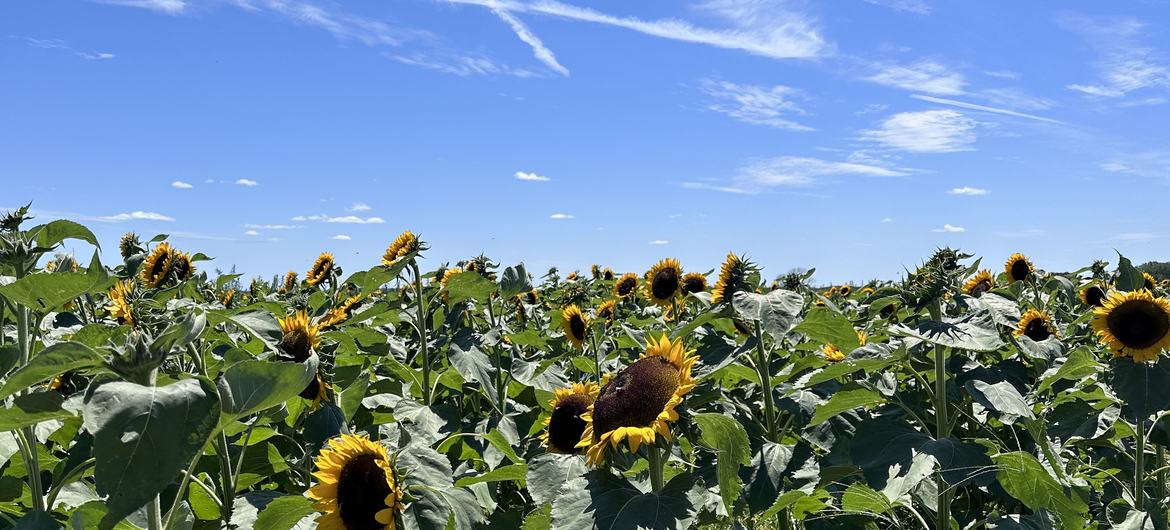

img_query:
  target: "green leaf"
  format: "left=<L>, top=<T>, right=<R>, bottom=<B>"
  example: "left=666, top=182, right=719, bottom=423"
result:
left=12, top=510, right=59, bottom=530
left=1038, top=348, right=1101, bottom=393
left=794, top=307, right=860, bottom=351
left=0, top=341, right=103, bottom=399
left=215, top=274, right=242, bottom=289
left=0, top=272, right=103, bottom=311
left=994, top=451, right=1087, bottom=529
left=254, top=495, right=317, bottom=530
left=732, top=290, right=804, bottom=340
left=1104, top=357, right=1170, bottom=422
left=33, top=219, right=100, bottom=249
left=499, top=263, right=533, bottom=300
left=205, top=310, right=282, bottom=351
left=692, top=412, right=751, bottom=512
left=1117, top=253, right=1146, bottom=292
left=891, top=309, right=1004, bottom=352
left=444, top=272, right=495, bottom=305
left=841, top=483, right=893, bottom=515
left=0, top=391, right=75, bottom=430
left=339, top=368, right=369, bottom=422
left=483, top=429, right=522, bottom=464
left=851, top=418, right=931, bottom=489
left=809, top=387, right=884, bottom=426
left=521, top=505, right=552, bottom=530
left=526, top=453, right=587, bottom=507
left=964, top=380, right=1035, bottom=419
left=552, top=472, right=699, bottom=530
left=449, top=329, right=495, bottom=387
left=216, top=355, right=317, bottom=420
left=83, top=377, right=221, bottom=529
left=455, top=463, right=527, bottom=487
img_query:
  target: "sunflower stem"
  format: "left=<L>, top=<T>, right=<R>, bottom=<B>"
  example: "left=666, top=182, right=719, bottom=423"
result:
left=589, top=330, right=602, bottom=384
left=753, top=321, right=778, bottom=442
left=1135, top=416, right=1148, bottom=511
left=928, top=300, right=951, bottom=530
left=217, top=433, right=236, bottom=523
left=648, top=444, right=666, bottom=494
left=1158, top=444, right=1167, bottom=502
left=162, top=450, right=204, bottom=530
left=410, top=262, right=433, bottom=405
left=147, top=496, right=163, bottom=530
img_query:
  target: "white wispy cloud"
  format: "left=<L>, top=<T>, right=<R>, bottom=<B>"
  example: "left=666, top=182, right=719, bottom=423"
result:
left=244, top=223, right=302, bottom=229
left=910, top=95, right=1065, bottom=125
left=390, top=53, right=540, bottom=78
left=92, top=0, right=186, bottom=14
left=698, top=79, right=812, bottom=131
left=104, top=211, right=175, bottom=222
left=881, top=217, right=894, bottom=223
left=332, top=234, right=352, bottom=240
left=549, top=213, right=574, bottom=219
left=864, top=60, right=965, bottom=95
left=932, top=224, right=965, bottom=233
left=291, top=214, right=385, bottom=224
left=10, top=36, right=116, bottom=60
left=861, top=0, right=930, bottom=14
left=1117, top=232, right=1159, bottom=242
left=975, top=88, right=1054, bottom=111
left=1059, top=14, right=1170, bottom=99
left=686, top=156, right=908, bottom=193
left=487, top=4, right=569, bottom=76
left=348, top=203, right=372, bottom=212
left=861, top=109, right=977, bottom=153
left=648, top=240, right=670, bottom=245
left=171, top=180, right=193, bottom=189
left=515, top=171, right=550, bottom=182
left=984, top=70, right=1021, bottom=80
left=235, top=178, right=259, bottom=186
left=244, top=230, right=261, bottom=236
left=947, top=186, right=989, bottom=196
left=1099, top=151, right=1170, bottom=179
left=446, top=0, right=828, bottom=60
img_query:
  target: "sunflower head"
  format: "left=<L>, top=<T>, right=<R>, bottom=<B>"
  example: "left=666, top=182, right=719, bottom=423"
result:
left=596, top=299, right=616, bottom=327
left=566, top=271, right=580, bottom=281
left=591, top=264, right=601, bottom=279
left=220, top=289, right=236, bottom=308
left=308, top=434, right=404, bottom=530
left=1144, top=273, right=1159, bottom=291
left=1015, top=309, right=1058, bottom=341
left=119, top=232, right=141, bottom=260
left=540, top=382, right=600, bottom=454
left=300, top=373, right=332, bottom=410
left=839, top=285, right=853, bottom=297
left=140, top=243, right=174, bottom=288
left=278, top=310, right=321, bottom=362
left=171, top=251, right=195, bottom=281
left=681, top=272, right=708, bottom=295
left=523, top=289, right=540, bottom=305
left=1092, top=290, right=1170, bottom=362
left=579, top=335, right=698, bottom=466
left=381, top=231, right=420, bottom=268
left=107, top=280, right=135, bottom=327
left=440, top=267, right=463, bottom=288
left=613, top=273, right=639, bottom=298
left=1004, top=253, right=1033, bottom=282
left=963, top=270, right=995, bottom=297
left=821, top=343, right=845, bottom=363
left=861, top=287, right=875, bottom=297
left=1081, top=284, right=1108, bottom=307
left=712, top=252, right=753, bottom=305
left=319, top=294, right=363, bottom=330
left=644, top=258, right=682, bottom=306
left=602, top=268, right=615, bottom=281
left=306, top=253, right=335, bottom=287
left=561, top=305, right=589, bottom=350
left=280, top=271, right=298, bottom=294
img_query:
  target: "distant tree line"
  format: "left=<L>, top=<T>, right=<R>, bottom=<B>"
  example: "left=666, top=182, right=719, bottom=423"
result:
left=1138, top=261, right=1170, bottom=281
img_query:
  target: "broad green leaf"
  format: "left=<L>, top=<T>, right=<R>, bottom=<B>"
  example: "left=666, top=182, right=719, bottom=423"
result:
left=449, top=329, right=495, bottom=387
left=851, top=418, right=931, bottom=489
left=0, top=272, right=103, bottom=310
left=0, top=341, right=103, bottom=399
left=809, top=387, right=884, bottom=426
left=1104, top=357, right=1170, bottom=422
left=891, top=309, right=1004, bottom=352
left=206, top=310, right=282, bottom=351
left=0, top=391, right=75, bottom=430
left=216, top=355, right=317, bottom=420
left=693, top=412, right=750, bottom=512
left=794, top=307, right=860, bottom=352
left=33, top=219, right=100, bottom=249
left=744, top=442, right=795, bottom=512
left=1117, top=253, right=1145, bottom=292
left=841, top=483, right=892, bottom=515
left=994, top=451, right=1087, bottom=529
left=552, top=472, right=699, bottom=530
left=526, top=453, right=587, bottom=506
left=83, top=377, right=221, bottom=529
left=1037, top=348, right=1100, bottom=393
left=732, top=289, right=804, bottom=340
left=499, top=263, right=532, bottom=300
left=455, top=463, right=527, bottom=487
left=254, top=495, right=317, bottom=530
left=339, top=368, right=369, bottom=422
left=444, top=271, right=495, bottom=305
left=965, top=380, right=1035, bottom=419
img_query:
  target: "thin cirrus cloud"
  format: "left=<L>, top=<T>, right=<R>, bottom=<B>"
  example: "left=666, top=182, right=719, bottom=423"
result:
left=684, top=156, right=908, bottom=193
left=861, top=109, right=977, bottom=153
left=171, top=180, right=193, bottom=189
left=515, top=171, right=550, bottom=182
left=104, top=211, right=175, bottom=222
left=932, top=224, right=966, bottom=233
left=244, top=223, right=302, bottom=229
left=863, top=60, right=966, bottom=96
left=549, top=213, right=574, bottom=219
left=861, top=0, right=931, bottom=14
left=332, top=234, right=353, bottom=240
left=291, top=214, right=385, bottom=224
left=9, top=36, right=116, bottom=60
left=244, top=230, right=261, bottom=236
left=698, top=79, right=812, bottom=131
left=1058, top=14, right=1170, bottom=99
left=947, top=186, right=989, bottom=196
left=347, top=203, right=372, bottom=212
left=93, top=0, right=186, bottom=14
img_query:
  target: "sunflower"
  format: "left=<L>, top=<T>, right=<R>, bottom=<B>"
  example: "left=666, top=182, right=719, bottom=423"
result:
left=839, top=285, right=853, bottom=297
left=561, top=305, right=588, bottom=350
left=381, top=231, right=419, bottom=268
left=280, top=271, right=298, bottom=294
left=172, top=250, right=195, bottom=281
left=540, top=382, right=599, bottom=454
left=1080, top=284, right=1108, bottom=307
left=963, top=270, right=995, bottom=297
left=712, top=252, right=751, bottom=305
left=107, top=280, right=134, bottom=327
left=857, top=330, right=868, bottom=346
left=439, top=267, right=463, bottom=296
left=308, top=434, right=404, bottom=530
left=861, top=287, right=875, bottom=296
left=602, top=268, right=615, bottom=281
left=1092, top=290, right=1170, bottom=362
left=591, top=264, right=601, bottom=279
left=1015, top=309, right=1058, bottom=341
left=613, top=273, right=639, bottom=298
left=1004, top=253, right=1033, bottom=282
left=278, top=310, right=321, bottom=362
left=566, top=271, right=580, bottom=281
left=523, top=289, right=540, bottom=305
left=578, top=335, right=697, bottom=466
left=119, top=232, right=140, bottom=260
left=1144, top=273, right=1159, bottom=291
left=306, top=253, right=335, bottom=286
left=644, top=258, right=682, bottom=307
left=681, top=272, right=708, bottom=295
left=319, top=294, right=363, bottom=330
left=220, top=289, right=236, bottom=308
left=596, top=299, right=616, bottom=327
left=821, top=343, right=845, bottom=363
left=140, top=243, right=174, bottom=288
left=301, top=373, right=333, bottom=410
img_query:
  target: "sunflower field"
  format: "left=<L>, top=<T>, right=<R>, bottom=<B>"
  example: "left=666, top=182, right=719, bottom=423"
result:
left=3, top=204, right=1170, bottom=530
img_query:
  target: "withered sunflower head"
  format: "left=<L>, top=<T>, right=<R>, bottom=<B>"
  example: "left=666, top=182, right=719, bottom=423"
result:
left=306, top=252, right=335, bottom=286
left=308, top=434, right=404, bottom=530
left=644, top=258, right=682, bottom=306
left=1092, top=290, right=1170, bottom=362
left=613, top=273, right=639, bottom=298
left=681, top=272, right=708, bottom=295
left=1015, top=309, right=1058, bottom=342
left=1004, top=253, right=1033, bottom=283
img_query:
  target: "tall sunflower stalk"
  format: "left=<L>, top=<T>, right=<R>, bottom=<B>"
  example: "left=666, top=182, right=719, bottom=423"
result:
left=408, top=261, right=434, bottom=405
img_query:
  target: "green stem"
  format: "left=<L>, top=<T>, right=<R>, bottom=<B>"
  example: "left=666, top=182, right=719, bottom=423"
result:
left=410, top=263, right=433, bottom=405
left=1158, top=445, right=1167, bottom=502
left=147, top=496, right=163, bottom=530
left=589, top=330, right=602, bottom=384
left=217, top=433, right=236, bottom=523
left=753, top=321, right=778, bottom=442
left=929, top=301, right=950, bottom=530
left=1135, top=418, right=1147, bottom=510
left=647, top=444, right=665, bottom=493
left=44, top=457, right=96, bottom=509
left=163, top=451, right=206, bottom=530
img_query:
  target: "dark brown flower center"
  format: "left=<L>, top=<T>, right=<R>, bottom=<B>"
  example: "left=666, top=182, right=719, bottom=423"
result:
left=548, top=394, right=591, bottom=453
left=1107, top=300, right=1170, bottom=350
left=337, top=453, right=393, bottom=530
left=1085, top=286, right=1106, bottom=307
left=1009, top=259, right=1030, bottom=281
left=682, top=276, right=705, bottom=294
left=651, top=268, right=679, bottom=300
left=970, top=280, right=991, bottom=297
left=1022, top=317, right=1052, bottom=341
left=525, top=291, right=538, bottom=304
left=299, top=373, right=324, bottom=400
left=148, top=253, right=169, bottom=279
left=280, top=329, right=313, bottom=362
left=617, top=278, right=635, bottom=296
left=592, top=357, right=680, bottom=440
left=568, top=314, right=586, bottom=342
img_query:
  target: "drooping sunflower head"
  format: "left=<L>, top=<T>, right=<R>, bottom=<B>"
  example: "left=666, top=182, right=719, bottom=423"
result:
left=171, top=250, right=194, bottom=281
left=712, top=252, right=753, bottom=305
left=561, top=305, right=588, bottom=349
left=280, top=271, right=298, bottom=294
left=821, top=343, right=845, bottom=363
left=119, top=232, right=141, bottom=260
left=579, top=335, right=698, bottom=466
left=540, top=382, right=599, bottom=454
left=591, top=264, right=601, bottom=279
left=1081, top=283, right=1108, bottom=307
left=1144, top=272, right=1159, bottom=291
left=1092, top=290, right=1170, bottom=362
left=381, top=231, right=419, bottom=268
left=861, top=287, right=875, bottom=297
left=644, top=258, right=682, bottom=306
left=306, top=253, right=335, bottom=286
left=963, top=270, right=995, bottom=297
left=278, top=310, right=321, bottom=362
left=565, top=271, right=580, bottom=282
left=613, top=273, right=639, bottom=298
left=308, top=434, right=404, bottom=530
left=1004, top=253, right=1033, bottom=282
left=300, top=373, right=333, bottom=410
left=140, top=243, right=174, bottom=288
left=523, top=289, right=540, bottom=305
left=839, top=285, right=853, bottom=297
left=220, top=289, right=236, bottom=308
left=596, top=299, right=616, bottom=326
left=107, top=280, right=135, bottom=327
left=1015, top=309, right=1059, bottom=342
left=681, top=272, right=708, bottom=296
left=602, top=268, right=615, bottom=281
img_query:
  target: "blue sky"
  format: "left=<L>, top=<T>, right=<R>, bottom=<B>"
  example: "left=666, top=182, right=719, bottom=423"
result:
left=3, top=0, right=1169, bottom=283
